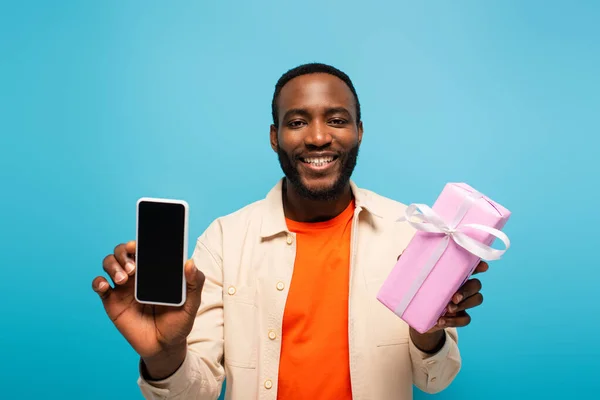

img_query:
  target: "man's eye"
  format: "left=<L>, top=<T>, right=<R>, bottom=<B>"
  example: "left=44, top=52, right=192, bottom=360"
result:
left=329, top=118, right=347, bottom=125
left=288, top=120, right=306, bottom=128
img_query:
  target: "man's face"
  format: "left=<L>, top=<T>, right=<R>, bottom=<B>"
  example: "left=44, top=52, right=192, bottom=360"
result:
left=270, top=73, right=363, bottom=201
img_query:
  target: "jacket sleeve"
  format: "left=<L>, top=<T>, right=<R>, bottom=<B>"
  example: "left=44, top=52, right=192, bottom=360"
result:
left=137, top=222, right=226, bottom=400
left=409, top=328, right=461, bottom=394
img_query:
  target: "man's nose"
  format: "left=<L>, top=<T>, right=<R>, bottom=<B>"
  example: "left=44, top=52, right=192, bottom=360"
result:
left=304, top=121, right=332, bottom=148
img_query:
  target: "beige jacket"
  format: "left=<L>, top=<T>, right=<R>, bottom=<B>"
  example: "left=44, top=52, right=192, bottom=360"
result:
left=137, top=179, right=461, bottom=400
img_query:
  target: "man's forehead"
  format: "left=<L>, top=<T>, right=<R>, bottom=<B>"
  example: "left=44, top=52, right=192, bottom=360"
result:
left=278, top=73, right=355, bottom=109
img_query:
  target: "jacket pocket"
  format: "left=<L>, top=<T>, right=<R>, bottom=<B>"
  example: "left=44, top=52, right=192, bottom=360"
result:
left=223, top=283, right=257, bottom=369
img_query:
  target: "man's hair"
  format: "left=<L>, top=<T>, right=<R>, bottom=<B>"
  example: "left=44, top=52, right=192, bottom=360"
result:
left=271, top=62, right=361, bottom=128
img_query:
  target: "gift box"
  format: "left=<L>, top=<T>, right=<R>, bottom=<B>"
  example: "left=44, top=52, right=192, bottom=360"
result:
left=376, top=183, right=511, bottom=334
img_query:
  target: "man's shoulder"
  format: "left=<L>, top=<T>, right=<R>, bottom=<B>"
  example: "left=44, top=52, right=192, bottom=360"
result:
left=205, top=196, right=267, bottom=231
left=219, top=198, right=267, bottom=223
left=354, top=185, right=417, bottom=239
left=354, top=185, right=409, bottom=219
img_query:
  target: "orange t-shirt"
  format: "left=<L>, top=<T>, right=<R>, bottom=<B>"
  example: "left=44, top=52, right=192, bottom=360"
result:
left=277, top=200, right=355, bottom=399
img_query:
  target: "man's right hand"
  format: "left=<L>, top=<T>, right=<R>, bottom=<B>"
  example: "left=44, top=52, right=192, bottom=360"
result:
left=92, top=240, right=206, bottom=379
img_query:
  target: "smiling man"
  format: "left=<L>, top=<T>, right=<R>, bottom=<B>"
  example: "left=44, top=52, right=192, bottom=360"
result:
left=94, top=63, right=488, bottom=399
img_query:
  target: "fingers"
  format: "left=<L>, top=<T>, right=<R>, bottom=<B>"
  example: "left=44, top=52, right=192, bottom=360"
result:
left=124, top=240, right=136, bottom=255
left=103, top=253, right=130, bottom=286
left=439, top=311, right=471, bottom=328
left=95, top=242, right=135, bottom=303
left=183, top=259, right=206, bottom=313
left=472, top=261, right=488, bottom=275
left=451, top=278, right=482, bottom=304
left=114, top=242, right=136, bottom=276
left=92, top=276, right=112, bottom=299
left=434, top=262, right=487, bottom=330
left=185, top=259, right=205, bottom=292
left=447, top=292, right=483, bottom=313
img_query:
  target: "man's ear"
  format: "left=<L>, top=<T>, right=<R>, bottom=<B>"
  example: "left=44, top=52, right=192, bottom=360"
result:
left=270, top=124, right=278, bottom=152
left=358, top=121, right=364, bottom=145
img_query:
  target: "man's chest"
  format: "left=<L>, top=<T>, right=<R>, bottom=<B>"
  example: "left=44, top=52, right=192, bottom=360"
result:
left=219, top=216, right=416, bottom=399
left=220, top=217, right=413, bottom=336
left=221, top=216, right=410, bottom=289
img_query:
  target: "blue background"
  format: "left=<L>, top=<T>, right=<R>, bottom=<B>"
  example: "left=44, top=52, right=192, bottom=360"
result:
left=1, top=1, right=598, bottom=399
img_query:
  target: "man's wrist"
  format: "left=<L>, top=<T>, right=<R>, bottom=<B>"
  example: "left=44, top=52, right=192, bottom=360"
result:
left=141, top=344, right=188, bottom=381
left=409, top=328, right=446, bottom=354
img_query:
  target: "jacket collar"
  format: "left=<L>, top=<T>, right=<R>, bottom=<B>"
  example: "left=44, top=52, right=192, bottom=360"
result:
left=259, top=178, right=382, bottom=238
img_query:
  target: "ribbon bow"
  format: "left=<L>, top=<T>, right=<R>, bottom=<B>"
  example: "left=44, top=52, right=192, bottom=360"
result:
left=399, top=203, right=510, bottom=261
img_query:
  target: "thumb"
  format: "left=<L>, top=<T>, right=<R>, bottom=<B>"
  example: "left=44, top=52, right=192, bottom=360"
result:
left=183, top=259, right=205, bottom=310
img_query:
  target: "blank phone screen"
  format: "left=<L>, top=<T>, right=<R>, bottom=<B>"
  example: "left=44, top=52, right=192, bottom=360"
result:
left=136, top=201, right=186, bottom=305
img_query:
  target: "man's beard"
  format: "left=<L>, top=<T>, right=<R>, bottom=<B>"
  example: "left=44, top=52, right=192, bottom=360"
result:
left=277, top=143, right=359, bottom=201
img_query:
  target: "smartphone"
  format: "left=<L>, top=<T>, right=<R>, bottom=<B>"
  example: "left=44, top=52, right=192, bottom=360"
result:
left=135, top=197, right=189, bottom=307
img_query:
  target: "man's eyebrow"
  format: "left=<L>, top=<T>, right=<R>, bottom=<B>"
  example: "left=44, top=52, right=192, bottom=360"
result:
left=324, top=107, right=352, bottom=118
left=282, top=107, right=353, bottom=122
left=282, top=108, right=311, bottom=121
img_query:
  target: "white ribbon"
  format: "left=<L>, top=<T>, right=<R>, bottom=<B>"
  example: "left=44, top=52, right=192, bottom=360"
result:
left=393, top=191, right=510, bottom=317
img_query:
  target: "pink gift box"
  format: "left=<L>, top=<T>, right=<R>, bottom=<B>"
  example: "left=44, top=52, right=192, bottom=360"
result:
left=376, top=183, right=511, bottom=334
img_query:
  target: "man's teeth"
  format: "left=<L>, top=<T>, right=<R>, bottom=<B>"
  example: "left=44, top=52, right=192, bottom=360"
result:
left=303, top=157, right=334, bottom=166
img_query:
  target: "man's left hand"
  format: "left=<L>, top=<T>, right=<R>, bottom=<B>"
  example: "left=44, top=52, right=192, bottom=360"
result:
left=425, top=260, right=489, bottom=333
left=409, top=260, right=489, bottom=352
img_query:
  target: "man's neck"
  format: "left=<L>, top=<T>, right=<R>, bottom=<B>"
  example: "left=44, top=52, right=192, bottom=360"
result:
left=282, top=179, right=354, bottom=223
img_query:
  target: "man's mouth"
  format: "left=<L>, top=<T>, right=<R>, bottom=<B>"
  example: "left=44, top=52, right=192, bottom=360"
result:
left=300, top=155, right=338, bottom=167
left=298, top=155, right=339, bottom=172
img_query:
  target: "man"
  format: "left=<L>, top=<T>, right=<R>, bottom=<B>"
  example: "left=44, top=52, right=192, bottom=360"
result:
left=92, top=63, right=487, bottom=399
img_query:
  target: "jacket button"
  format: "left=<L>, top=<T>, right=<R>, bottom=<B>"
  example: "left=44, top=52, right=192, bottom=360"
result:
left=268, top=330, right=277, bottom=340
left=264, top=379, right=273, bottom=389
left=286, top=234, right=293, bottom=245
left=227, top=286, right=236, bottom=295
left=276, top=281, right=285, bottom=291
